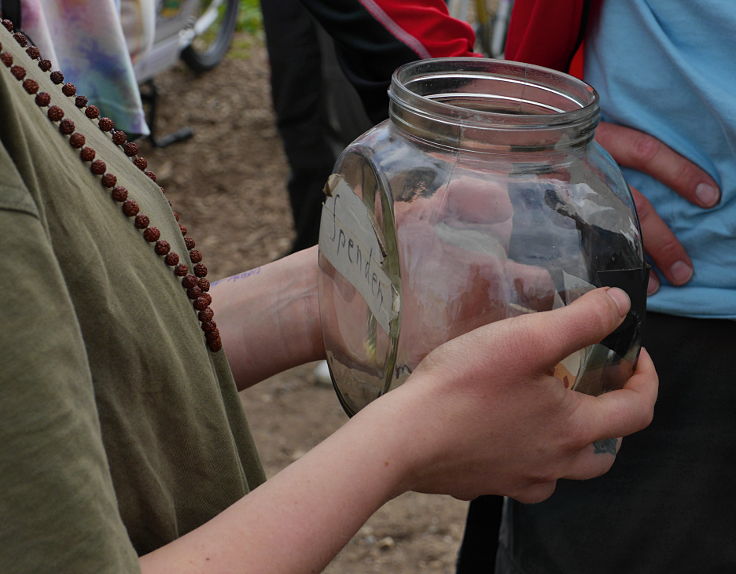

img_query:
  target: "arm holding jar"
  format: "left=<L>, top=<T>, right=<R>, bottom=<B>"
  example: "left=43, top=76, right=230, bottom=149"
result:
left=148, top=276, right=657, bottom=574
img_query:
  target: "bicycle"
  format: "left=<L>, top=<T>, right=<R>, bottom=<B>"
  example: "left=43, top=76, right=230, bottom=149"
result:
left=135, top=0, right=240, bottom=146
left=134, top=0, right=240, bottom=83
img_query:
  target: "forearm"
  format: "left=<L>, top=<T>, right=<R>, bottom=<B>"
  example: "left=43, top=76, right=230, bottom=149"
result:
left=139, top=288, right=658, bottom=573
left=211, top=247, right=324, bottom=389
left=139, top=402, right=410, bottom=574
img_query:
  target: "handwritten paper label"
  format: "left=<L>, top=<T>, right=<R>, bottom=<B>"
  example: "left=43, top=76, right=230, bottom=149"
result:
left=319, top=177, right=397, bottom=332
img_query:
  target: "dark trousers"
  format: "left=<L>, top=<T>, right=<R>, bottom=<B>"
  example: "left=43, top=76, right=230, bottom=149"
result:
left=261, top=0, right=335, bottom=253
left=260, top=0, right=369, bottom=253
left=458, top=311, right=736, bottom=573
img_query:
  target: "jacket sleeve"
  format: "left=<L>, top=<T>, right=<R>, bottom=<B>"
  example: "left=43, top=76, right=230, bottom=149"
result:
left=301, top=0, right=479, bottom=123
left=505, top=0, right=587, bottom=72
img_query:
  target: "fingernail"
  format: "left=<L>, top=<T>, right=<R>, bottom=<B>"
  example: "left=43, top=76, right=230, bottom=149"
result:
left=606, top=287, right=630, bottom=317
left=669, top=260, right=693, bottom=284
left=647, top=273, right=659, bottom=295
left=695, top=183, right=720, bottom=207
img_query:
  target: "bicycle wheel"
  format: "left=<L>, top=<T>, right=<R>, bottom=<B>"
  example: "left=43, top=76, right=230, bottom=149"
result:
left=181, top=0, right=239, bottom=73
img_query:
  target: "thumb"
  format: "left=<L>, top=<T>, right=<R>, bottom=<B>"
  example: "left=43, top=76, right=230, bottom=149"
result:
left=505, top=287, right=631, bottom=369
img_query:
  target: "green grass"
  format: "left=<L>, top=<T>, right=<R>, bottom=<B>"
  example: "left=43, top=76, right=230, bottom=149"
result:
left=226, top=0, right=263, bottom=60
left=237, top=0, right=263, bottom=33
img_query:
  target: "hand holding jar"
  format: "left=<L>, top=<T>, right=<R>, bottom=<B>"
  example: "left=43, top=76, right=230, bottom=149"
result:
left=318, top=58, right=648, bottom=415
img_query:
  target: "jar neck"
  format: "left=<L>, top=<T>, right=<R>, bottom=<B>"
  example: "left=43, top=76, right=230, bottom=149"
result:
left=388, top=58, right=600, bottom=153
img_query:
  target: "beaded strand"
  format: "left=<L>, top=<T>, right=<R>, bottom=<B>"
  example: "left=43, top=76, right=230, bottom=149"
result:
left=1, top=19, right=221, bottom=352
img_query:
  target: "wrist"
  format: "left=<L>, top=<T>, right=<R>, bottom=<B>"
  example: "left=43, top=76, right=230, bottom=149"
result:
left=212, top=246, right=324, bottom=386
left=347, top=387, right=434, bottom=499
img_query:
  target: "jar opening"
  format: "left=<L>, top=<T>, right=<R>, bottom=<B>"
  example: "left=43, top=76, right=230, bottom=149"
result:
left=388, top=58, right=599, bottom=151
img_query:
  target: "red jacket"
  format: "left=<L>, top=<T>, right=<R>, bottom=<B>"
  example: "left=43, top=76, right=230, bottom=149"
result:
left=302, top=0, right=479, bottom=122
left=305, top=0, right=591, bottom=122
left=505, top=0, right=589, bottom=76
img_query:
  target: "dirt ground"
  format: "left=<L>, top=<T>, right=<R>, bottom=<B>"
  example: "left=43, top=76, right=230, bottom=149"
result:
left=139, top=32, right=470, bottom=573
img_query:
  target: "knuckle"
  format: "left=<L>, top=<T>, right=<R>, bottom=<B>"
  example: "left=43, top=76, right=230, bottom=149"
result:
left=647, top=237, right=681, bottom=260
left=562, top=419, right=593, bottom=451
left=517, top=480, right=558, bottom=504
left=672, top=160, right=702, bottom=191
left=657, top=238, right=681, bottom=259
left=498, top=318, right=545, bottom=359
left=530, top=467, right=559, bottom=485
left=592, top=457, right=616, bottom=478
left=631, top=132, right=661, bottom=165
left=636, top=403, right=655, bottom=430
left=587, top=296, right=618, bottom=331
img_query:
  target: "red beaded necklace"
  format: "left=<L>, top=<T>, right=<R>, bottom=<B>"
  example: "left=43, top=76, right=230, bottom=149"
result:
left=0, top=19, right=222, bottom=352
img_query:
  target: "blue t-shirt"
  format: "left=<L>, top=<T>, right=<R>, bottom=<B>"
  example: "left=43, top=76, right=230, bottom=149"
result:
left=584, top=0, right=736, bottom=318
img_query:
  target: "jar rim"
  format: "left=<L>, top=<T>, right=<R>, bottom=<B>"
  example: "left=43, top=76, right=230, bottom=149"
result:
left=388, top=57, right=599, bottom=131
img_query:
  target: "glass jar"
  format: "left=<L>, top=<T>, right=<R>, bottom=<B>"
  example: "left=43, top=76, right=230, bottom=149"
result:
left=318, top=58, right=646, bottom=416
